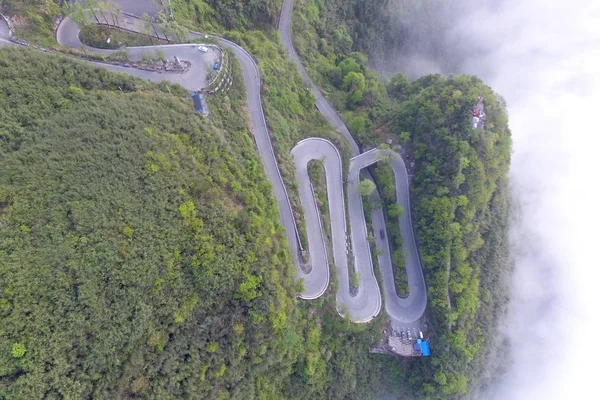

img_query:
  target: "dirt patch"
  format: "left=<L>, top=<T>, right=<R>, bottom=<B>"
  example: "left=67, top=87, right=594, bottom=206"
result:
left=7, top=14, right=25, bottom=30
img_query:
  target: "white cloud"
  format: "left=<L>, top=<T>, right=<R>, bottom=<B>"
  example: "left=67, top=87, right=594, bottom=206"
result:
left=452, top=1, right=600, bottom=398
left=379, top=0, right=599, bottom=396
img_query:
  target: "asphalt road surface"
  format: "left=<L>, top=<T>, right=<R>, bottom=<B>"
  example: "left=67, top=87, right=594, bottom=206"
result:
left=0, top=0, right=428, bottom=324
left=56, top=14, right=218, bottom=89
left=279, top=0, right=360, bottom=156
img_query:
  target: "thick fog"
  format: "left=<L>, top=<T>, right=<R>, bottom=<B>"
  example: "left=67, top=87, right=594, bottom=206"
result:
left=376, top=0, right=600, bottom=398
left=460, top=2, right=600, bottom=398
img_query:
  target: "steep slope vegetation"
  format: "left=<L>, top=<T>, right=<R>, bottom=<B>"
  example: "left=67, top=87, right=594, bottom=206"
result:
left=0, top=48, right=299, bottom=399
left=171, top=0, right=283, bottom=31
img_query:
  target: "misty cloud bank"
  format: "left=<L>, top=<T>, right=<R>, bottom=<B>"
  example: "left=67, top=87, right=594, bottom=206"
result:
left=375, top=0, right=600, bottom=398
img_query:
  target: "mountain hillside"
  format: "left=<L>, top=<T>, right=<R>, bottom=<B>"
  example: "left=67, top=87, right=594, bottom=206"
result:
left=0, top=48, right=299, bottom=399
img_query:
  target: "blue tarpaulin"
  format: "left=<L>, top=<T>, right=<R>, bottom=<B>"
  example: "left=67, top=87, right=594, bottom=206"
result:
left=417, top=339, right=431, bottom=357
left=190, top=92, right=204, bottom=113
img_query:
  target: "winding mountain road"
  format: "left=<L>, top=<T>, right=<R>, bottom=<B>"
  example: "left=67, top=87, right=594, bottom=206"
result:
left=350, top=149, right=427, bottom=323
left=0, top=0, right=427, bottom=325
left=280, top=0, right=427, bottom=325
left=292, top=138, right=382, bottom=321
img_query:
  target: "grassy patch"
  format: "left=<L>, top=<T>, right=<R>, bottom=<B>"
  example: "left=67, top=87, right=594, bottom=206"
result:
left=308, top=159, right=330, bottom=246
left=79, top=24, right=169, bottom=49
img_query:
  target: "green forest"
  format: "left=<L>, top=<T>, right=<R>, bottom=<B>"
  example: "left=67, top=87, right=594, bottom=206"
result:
left=0, top=48, right=403, bottom=400
left=0, top=0, right=512, bottom=398
left=293, top=0, right=513, bottom=397
left=0, top=48, right=301, bottom=398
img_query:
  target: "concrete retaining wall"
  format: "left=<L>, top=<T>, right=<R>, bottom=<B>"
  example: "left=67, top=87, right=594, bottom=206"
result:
left=0, top=11, right=14, bottom=38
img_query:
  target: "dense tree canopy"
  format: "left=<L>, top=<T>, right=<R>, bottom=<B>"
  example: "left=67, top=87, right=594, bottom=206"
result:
left=358, top=179, right=376, bottom=196
left=390, top=74, right=511, bottom=398
left=171, top=0, right=283, bottom=32
left=0, top=48, right=301, bottom=399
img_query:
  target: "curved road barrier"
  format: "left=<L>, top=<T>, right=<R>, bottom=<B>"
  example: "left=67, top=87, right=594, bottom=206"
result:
left=0, top=0, right=427, bottom=324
